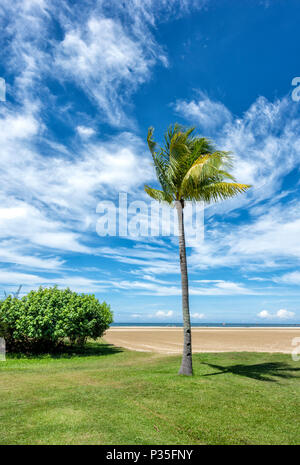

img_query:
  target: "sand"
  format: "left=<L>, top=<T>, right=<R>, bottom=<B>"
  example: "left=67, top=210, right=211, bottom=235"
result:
left=104, top=326, right=300, bottom=354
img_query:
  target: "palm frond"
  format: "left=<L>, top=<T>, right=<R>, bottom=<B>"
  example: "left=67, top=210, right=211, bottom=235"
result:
left=198, top=182, right=251, bottom=202
left=147, top=127, right=156, bottom=157
left=147, top=128, right=173, bottom=195
left=179, top=152, right=235, bottom=197
left=167, top=128, right=195, bottom=190
left=144, top=185, right=174, bottom=204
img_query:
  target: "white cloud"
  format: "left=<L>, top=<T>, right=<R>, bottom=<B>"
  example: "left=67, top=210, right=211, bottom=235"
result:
left=99, top=245, right=179, bottom=276
left=76, top=126, right=95, bottom=137
left=113, top=279, right=180, bottom=296
left=0, top=111, right=39, bottom=142
left=155, top=310, right=173, bottom=318
left=276, top=309, right=295, bottom=319
left=189, top=198, right=300, bottom=272
left=51, top=0, right=207, bottom=126
left=191, top=280, right=255, bottom=296
left=274, top=271, right=300, bottom=285
left=1, top=0, right=204, bottom=128
left=191, top=312, right=205, bottom=319
left=222, top=96, right=299, bottom=196
left=258, top=310, right=272, bottom=319
left=0, top=198, right=91, bottom=256
left=174, top=93, right=232, bottom=131
left=258, top=309, right=296, bottom=320
left=55, top=16, right=165, bottom=126
left=0, top=246, right=63, bottom=270
left=0, top=270, right=109, bottom=295
left=0, top=0, right=50, bottom=105
left=107, top=274, right=257, bottom=296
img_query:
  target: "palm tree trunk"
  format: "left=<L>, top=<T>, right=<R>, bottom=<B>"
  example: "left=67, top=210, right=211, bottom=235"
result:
left=175, top=199, right=193, bottom=376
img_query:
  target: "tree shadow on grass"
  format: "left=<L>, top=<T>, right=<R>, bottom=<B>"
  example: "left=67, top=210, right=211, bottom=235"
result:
left=8, top=342, right=124, bottom=360
left=202, top=362, right=300, bottom=382
left=53, top=342, right=124, bottom=359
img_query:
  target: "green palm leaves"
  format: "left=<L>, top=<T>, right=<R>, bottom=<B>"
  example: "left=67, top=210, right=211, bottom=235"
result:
left=145, top=124, right=251, bottom=204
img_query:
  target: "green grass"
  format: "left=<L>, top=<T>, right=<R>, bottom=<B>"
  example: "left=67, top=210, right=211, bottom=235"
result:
left=0, top=341, right=299, bottom=445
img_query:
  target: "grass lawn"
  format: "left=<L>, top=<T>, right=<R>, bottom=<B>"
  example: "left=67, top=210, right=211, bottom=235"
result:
left=0, top=341, right=299, bottom=445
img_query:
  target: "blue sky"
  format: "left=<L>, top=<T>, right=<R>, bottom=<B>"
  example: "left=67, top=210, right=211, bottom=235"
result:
left=1, top=0, right=300, bottom=323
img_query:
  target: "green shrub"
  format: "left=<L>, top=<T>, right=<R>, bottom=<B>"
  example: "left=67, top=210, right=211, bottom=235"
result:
left=0, top=286, right=113, bottom=352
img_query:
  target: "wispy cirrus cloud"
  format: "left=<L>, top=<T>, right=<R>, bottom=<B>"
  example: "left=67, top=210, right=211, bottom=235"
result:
left=93, top=192, right=300, bottom=282
left=0, top=112, right=153, bottom=267
left=1, top=0, right=205, bottom=126
left=273, top=271, right=300, bottom=285
left=190, top=198, right=300, bottom=273
left=0, top=269, right=109, bottom=295
left=175, top=93, right=300, bottom=211
left=174, top=93, right=232, bottom=131
left=55, top=16, right=164, bottom=127
left=109, top=275, right=257, bottom=296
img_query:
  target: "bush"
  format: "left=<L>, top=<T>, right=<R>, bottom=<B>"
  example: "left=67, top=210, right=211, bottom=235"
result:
left=0, top=286, right=113, bottom=352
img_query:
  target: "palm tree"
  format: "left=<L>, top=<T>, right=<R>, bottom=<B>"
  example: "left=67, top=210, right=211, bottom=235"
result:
left=145, top=124, right=250, bottom=375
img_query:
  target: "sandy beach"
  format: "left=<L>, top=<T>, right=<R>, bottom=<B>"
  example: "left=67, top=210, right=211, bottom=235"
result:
left=104, top=326, right=300, bottom=354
